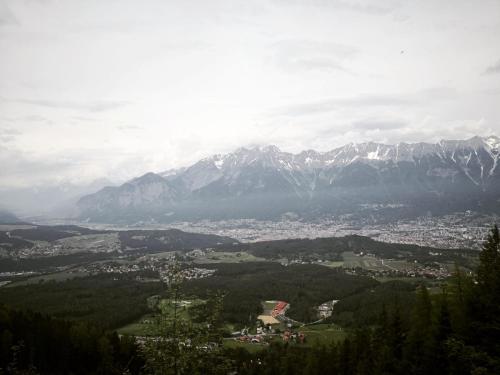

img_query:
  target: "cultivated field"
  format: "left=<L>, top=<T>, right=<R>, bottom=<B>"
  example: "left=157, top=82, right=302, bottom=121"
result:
left=6, top=270, right=89, bottom=287
left=298, top=324, right=347, bottom=345
left=55, top=233, right=120, bottom=254
left=341, top=251, right=415, bottom=271
left=191, top=251, right=265, bottom=264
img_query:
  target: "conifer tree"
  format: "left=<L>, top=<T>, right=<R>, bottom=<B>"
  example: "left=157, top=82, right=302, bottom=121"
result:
left=406, top=285, right=433, bottom=374
left=477, top=224, right=500, bottom=292
left=470, top=224, right=500, bottom=357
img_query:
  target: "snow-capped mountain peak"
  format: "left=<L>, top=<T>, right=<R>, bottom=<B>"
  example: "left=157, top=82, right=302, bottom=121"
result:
left=78, top=136, right=500, bottom=223
left=484, top=135, right=500, bottom=151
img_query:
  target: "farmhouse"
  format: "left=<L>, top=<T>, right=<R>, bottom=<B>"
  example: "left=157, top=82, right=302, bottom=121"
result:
left=271, top=301, right=289, bottom=317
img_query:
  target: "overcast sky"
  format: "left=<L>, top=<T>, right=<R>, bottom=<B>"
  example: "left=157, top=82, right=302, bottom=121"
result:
left=1, top=0, right=500, bottom=188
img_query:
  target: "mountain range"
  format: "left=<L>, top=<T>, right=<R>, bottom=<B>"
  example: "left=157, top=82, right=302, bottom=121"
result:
left=77, top=136, right=500, bottom=223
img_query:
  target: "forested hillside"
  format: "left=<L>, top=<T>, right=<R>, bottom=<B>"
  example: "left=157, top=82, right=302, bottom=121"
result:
left=1, top=226, right=499, bottom=374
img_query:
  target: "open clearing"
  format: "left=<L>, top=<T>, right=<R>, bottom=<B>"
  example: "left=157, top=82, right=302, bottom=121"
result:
left=341, top=251, right=415, bottom=272
left=223, top=339, right=268, bottom=353
left=342, top=251, right=389, bottom=271
left=55, top=233, right=120, bottom=254
left=192, top=251, right=265, bottom=264
left=298, top=324, right=347, bottom=345
left=323, top=261, right=344, bottom=268
left=118, top=314, right=158, bottom=336
left=117, top=298, right=206, bottom=336
left=7, top=270, right=89, bottom=287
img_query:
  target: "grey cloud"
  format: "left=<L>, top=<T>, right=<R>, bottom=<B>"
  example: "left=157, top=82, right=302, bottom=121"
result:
left=21, top=115, right=50, bottom=122
left=351, top=119, right=407, bottom=130
left=269, top=87, right=457, bottom=117
left=270, top=94, right=412, bottom=117
left=0, top=147, right=73, bottom=181
left=71, top=116, right=98, bottom=123
left=418, top=87, right=458, bottom=100
left=0, top=144, right=155, bottom=189
left=312, top=119, right=406, bottom=139
left=277, top=0, right=401, bottom=15
left=272, top=40, right=358, bottom=58
left=0, top=127, right=21, bottom=144
left=329, top=0, right=399, bottom=15
left=5, top=98, right=130, bottom=112
left=484, top=60, right=500, bottom=75
left=0, top=114, right=54, bottom=126
left=117, top=125, right=141, bottom=131
left=0, top=147, right=99, bottom=188
left=270, top=39, right=357, bottom=73
left=0, top=1, right=18, bottom=26
left=285, top=57, right=351, bottom=73
left=0, top=135, right=15, bottom=143
left=0, top=127, right=21, bottom=135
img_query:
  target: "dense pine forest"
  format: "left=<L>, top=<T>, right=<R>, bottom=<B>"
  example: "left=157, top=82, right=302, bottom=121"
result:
left=1, top=225, right=499, bottom=374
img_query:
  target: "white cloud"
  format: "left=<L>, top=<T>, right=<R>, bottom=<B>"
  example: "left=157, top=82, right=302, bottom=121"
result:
left=0, top=0, right=499, bottom=187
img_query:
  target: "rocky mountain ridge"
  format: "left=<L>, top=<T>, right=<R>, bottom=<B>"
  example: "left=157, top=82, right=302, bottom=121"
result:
left=77, top=136, right=500, bottom=223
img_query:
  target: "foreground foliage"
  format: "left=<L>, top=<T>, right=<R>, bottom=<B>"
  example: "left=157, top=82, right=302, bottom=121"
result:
left=0, top=274, right=163, bottom=329
left=142, top=265, right=231, bottom=375
left=0, top=306, right=144, bottom=374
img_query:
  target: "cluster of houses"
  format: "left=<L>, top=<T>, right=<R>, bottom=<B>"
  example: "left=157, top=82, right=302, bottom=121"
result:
left=318, top=300, right=339, bottom=319
left=78, top=260, right=215, bottom=282
left=159, top=267, right=215, bottom=282
left=232, top=329, right=306, bottom=345
left=80, top=262, right=146, bottom=275
left=345, top=264, right=451, bottom=280
left=185, top=248, right=210, bottom=258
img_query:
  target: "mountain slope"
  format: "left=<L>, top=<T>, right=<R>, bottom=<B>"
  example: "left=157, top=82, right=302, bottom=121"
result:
left=0, top=210, right=22, bottom=224
left=77, top=136, right=500, bottom=223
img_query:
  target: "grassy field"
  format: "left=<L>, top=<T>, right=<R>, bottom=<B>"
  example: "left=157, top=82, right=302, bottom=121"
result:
left=55, top=233, right=120, bottom=254
left=341, top=251, right=415, bottom=272
left=117, top=298, right=205, bottom=336
left=323, top=261, right=344, bottom=268
left=223, top=339, right=269, bottom=353
left=341, top=251, right=388, bottom=271
left=192, top=251, right=266, bottom=264
left=6, top=270, right=89, bottom=287
left=383, top=259, right=418, bottom=271
left=298, top=323, right=347, bottom=345
left=118, top=314, right=158, bottom=336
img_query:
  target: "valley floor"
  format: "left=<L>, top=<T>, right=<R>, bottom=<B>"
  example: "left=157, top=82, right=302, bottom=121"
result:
left=35, top=211, right=496, bottom=249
